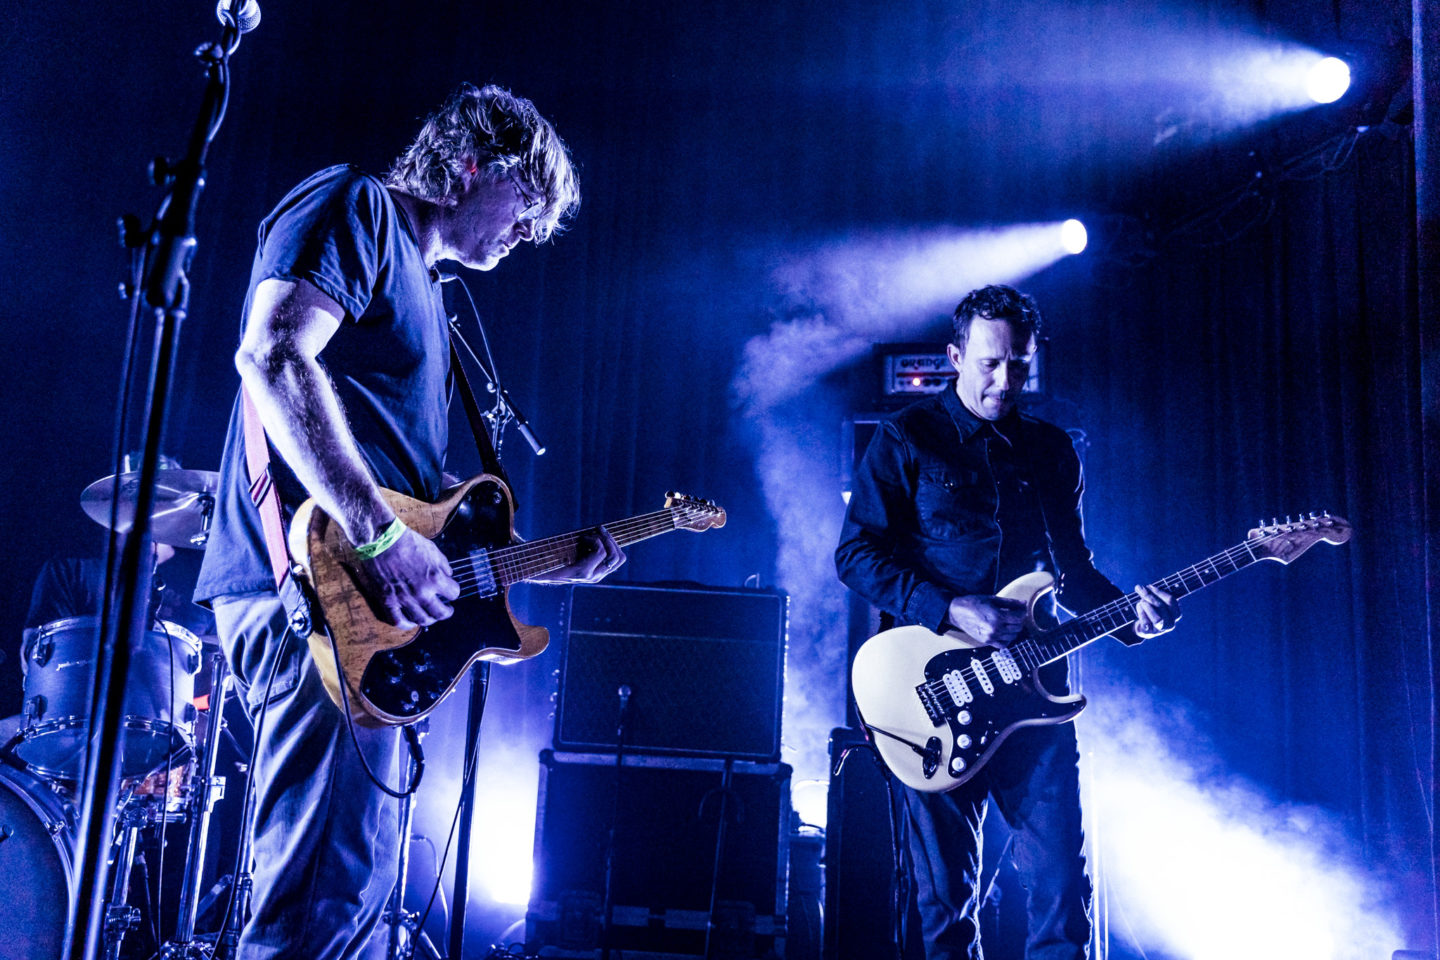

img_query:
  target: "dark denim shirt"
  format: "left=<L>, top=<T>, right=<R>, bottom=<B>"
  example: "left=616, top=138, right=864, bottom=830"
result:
left=835, top=387, right=1127, bottom=638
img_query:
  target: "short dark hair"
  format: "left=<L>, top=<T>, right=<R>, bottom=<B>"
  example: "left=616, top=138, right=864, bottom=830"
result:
left=951, top=284, right=1042, bottom=349
left=386, top=82, right=580, bottom=243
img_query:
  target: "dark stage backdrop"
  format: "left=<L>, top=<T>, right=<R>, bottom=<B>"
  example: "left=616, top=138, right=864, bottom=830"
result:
left=1, top=0, right=1431, bottom=952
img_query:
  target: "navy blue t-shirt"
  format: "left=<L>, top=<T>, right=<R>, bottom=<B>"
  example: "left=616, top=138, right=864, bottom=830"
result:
left=195, top=165, right=449, bottom=603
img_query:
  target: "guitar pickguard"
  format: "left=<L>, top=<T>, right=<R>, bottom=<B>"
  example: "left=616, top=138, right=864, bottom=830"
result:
left=921, top=647, right=1077, bottom=782
left=357, top=478, right=525, bottom=721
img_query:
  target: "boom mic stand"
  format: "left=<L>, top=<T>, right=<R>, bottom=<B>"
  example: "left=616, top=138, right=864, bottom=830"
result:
left=66, top=5, right=259, bottom=959
left=440, top=277, right=548, bottom=958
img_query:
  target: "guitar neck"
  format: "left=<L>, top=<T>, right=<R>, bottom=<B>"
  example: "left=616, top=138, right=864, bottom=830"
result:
left=1020, top=534, right=1272, bottom=667
left=488, top=509, right=680, bottom=585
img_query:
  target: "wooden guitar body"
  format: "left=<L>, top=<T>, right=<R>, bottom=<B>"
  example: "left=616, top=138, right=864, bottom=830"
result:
left=289, top=477, right=725, bottom=726
left=292, top=473, right=544, bottom=726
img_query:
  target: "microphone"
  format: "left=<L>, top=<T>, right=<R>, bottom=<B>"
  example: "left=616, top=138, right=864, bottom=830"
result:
left=617, top=685, right=632, bottom=712
left=216, top=0, right=262, bottom=34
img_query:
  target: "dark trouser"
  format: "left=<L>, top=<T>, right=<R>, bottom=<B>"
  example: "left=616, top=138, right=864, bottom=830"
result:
left=213, top=594, right=400, bottom=960
left=892, top=721, right=1091, bottom=960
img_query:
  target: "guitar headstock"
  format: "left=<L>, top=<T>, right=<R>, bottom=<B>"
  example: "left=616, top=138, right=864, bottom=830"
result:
left=1246, top=512, right=1352, bottom=564
left=665, top=492, right=727, bottom=532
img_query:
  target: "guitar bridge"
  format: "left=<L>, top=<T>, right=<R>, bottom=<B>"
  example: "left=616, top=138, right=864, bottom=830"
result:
left=916, top=683, right=946, bottom=726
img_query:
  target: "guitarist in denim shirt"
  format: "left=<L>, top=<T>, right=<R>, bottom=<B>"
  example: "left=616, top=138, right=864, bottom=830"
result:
left=835, top=284, right=1179, bottom=960
left=195, top=84, right=623, bottom=959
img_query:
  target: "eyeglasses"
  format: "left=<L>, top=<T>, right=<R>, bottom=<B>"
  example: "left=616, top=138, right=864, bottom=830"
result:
left=506, top=168, right=545, bottom=223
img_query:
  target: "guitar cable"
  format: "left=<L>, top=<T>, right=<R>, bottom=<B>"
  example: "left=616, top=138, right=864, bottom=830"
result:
left=323, top=622, right=426, bottom=800
left=864, top=722, right=941, bottom=764
left=322, top=623, right=503, bottom=953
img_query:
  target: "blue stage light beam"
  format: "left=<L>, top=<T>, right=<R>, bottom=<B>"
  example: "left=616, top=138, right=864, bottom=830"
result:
left=733, top=222, right=1076, bottom=786
left=410, top=729, right=543, bottom=920
left=466, top=771, right=539, bottom=906
left=1079, top=680, right=1406, bottom=959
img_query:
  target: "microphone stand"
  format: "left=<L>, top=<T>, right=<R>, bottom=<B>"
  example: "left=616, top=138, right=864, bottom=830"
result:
left=443, top=277, right=547, bottom=458
left=67, top=7, right=255, bottom=960
left=438, top=273, right=548, bottom=958
left=600, top=685, right=632, bottom=960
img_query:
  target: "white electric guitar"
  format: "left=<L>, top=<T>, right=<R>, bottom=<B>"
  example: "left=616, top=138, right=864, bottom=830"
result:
left=851, top=514, right=1352, bottom=792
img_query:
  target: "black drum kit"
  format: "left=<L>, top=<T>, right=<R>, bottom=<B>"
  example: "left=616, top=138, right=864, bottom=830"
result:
left=0, top=465, right=231, bottom=960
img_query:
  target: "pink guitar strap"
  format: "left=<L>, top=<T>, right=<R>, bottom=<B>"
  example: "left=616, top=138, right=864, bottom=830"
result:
left=240, top=385, right=313, bottom=637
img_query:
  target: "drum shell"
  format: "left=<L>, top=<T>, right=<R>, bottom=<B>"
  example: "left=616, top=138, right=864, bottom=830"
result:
left=16, top=616, right=201, bottom=778
left=0, top=763, right=76, bottom=960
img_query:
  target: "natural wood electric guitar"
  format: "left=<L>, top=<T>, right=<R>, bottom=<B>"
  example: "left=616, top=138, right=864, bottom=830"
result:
left=851, top=514, right=1351, bottom=793
left=289, top=474, right=726, bottom=726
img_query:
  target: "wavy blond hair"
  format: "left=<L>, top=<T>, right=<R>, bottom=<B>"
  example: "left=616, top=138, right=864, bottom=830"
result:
left=386, top=82, right=580, bottom=243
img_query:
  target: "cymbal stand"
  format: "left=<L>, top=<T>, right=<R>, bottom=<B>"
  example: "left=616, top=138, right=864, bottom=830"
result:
left=163, top=652, right=232, bottom=959
left=102, top=796, right=149, bottom=960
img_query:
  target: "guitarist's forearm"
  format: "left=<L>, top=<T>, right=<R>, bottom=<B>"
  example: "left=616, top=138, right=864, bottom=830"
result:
left=237, top=349, right=393, bottom=547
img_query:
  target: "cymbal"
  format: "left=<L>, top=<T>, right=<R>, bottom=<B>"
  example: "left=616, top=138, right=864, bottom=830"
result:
left=81, top=468, right=220, bottom=549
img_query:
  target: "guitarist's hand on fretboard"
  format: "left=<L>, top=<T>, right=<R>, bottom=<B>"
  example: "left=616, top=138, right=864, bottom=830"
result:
left=528, top=525, right=627, bottom=584
left=352, top=524, right=461, bottom=630
left=1130, top=582, right=1180, bottom=640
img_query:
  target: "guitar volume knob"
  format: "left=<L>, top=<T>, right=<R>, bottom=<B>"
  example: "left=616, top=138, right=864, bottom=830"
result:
left=957, top=734, right=972, bottom=749
left=957, top=710, right=972, bottom=725
left=950, top=756, right=966, bottom=775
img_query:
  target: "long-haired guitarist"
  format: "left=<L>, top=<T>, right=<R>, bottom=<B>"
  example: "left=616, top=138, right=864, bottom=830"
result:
left=835, top=284, right=1180, bottom=960
left=193, top=84, right=624, bottom=959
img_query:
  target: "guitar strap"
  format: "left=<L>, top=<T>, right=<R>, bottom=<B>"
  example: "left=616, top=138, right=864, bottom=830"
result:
left=240, top=386, right=313, bottom=637
left=447, top=337, right=518, bottom=513
left=236, top=334, right=511, bottom=637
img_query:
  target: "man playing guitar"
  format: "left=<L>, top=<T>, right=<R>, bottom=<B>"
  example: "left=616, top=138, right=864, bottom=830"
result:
left=194, top=83, right=623, bottom=958
left=835, top=284, right=1180, bottom=959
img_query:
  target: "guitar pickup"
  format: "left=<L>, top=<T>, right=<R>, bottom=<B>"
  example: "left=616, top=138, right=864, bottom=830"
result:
left=466, top=548, right=498, bottom=597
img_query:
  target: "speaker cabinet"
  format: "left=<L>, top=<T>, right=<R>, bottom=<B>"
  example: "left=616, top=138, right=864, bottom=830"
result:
left=526, top=751, right=791, bottom=959
left=557, top=583, right=787, bottom=761
left=823, top=728, right=901, bottom=960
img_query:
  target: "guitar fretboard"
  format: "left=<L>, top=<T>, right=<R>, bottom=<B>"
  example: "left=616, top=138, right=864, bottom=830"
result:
left=1012, top=533, right=1272, bottom=671
left=488, top=509, right=683, bottom=585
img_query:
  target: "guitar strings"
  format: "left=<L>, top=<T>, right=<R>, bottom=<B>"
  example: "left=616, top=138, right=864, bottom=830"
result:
left=445, top=512, right=671, bottom=578
left=463, top=506, right=709, bottom=573
left=453, top=512, right=678, bottom=582
left=435, top=506, right=716, bottom=600
left=921, top=529, right=1287, bottom=705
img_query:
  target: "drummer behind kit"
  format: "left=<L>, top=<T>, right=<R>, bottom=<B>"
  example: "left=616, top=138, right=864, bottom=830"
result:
left=0, top=458, right=231, bottom=960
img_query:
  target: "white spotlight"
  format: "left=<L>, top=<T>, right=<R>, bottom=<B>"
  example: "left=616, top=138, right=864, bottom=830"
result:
left=792, top=779, right=829, bottom=831
left=1060, top=219, right=1088, bottom=255
left=1306, top=57, right=1350, bottom=104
